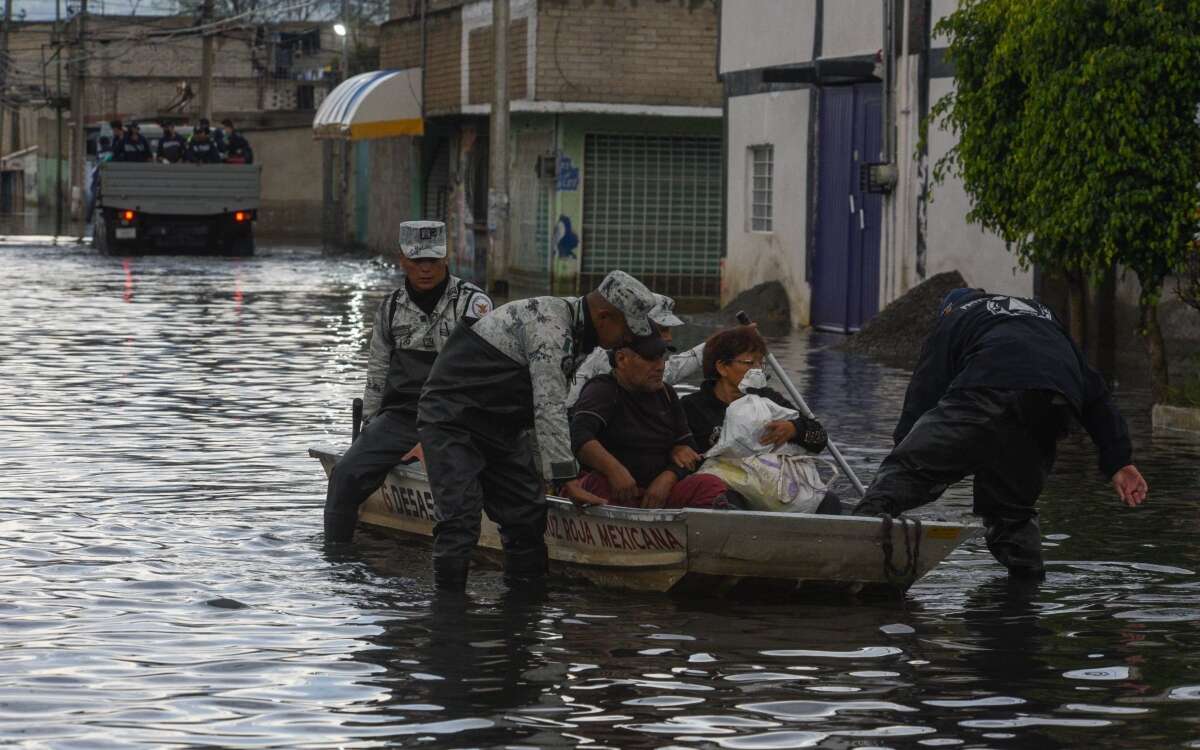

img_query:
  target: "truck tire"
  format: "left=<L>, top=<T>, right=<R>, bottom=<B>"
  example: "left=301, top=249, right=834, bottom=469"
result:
left=94, top=210, right=113, bottom=254
left=226, top=229, right=255, bottom=257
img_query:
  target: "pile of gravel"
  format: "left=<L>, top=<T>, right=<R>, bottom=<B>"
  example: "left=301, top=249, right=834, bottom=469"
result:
left=837, top=271, right=967, bottom=369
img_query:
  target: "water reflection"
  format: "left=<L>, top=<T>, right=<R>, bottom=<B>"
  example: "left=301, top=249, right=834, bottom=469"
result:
left=1, top=241, right=1199, bottom=747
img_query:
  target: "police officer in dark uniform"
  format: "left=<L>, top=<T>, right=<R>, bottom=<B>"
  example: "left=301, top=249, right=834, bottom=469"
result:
left=220, top=119, right=254, bottom=164
left=418, top=270, right=660, bottom=591
left=852, top=288, right=1148, bottom=578
left=113, top=121, right=152, bottom=162
left=157, top=122, right=186, bottom=163
left=184, top=125, right=222, bottom=164
left=324, top=221, right=492, bottom=543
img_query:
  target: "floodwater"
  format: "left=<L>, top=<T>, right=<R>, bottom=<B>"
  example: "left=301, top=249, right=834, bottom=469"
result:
left=1, top=237, right=1199, bottom=749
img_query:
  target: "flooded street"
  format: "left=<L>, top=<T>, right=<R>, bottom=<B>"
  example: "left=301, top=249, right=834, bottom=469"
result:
left=2, top=239, right=1200, bottom=749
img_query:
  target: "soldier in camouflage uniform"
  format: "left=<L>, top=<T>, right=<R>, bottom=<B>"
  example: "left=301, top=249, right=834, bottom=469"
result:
left=418, top=270, right=660, bottom=590
left=325, top=221, right=493, bottom=544
left=566, top=294, right=704, bottom=406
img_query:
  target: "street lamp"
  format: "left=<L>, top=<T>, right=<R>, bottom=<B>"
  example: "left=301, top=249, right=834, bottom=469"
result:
left=332, top=22, right=346, bottom=36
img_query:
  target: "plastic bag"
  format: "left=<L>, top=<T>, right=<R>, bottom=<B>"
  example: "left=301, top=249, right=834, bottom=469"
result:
left=698, top=453, right=838, bottom=513
left=703, top=394, right=799, bottom=460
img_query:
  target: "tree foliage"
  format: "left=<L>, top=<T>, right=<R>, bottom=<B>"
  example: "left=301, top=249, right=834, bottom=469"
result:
left=928, top=0, right=1200, bottom=309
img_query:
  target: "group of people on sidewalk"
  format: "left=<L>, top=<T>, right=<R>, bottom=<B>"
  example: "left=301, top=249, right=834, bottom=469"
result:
left=324, top=220, right=1147, bottom=589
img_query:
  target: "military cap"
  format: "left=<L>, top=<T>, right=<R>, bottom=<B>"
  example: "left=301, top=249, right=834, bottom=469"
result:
left=398, top=220, right=448, bottom=260
left=649, top=293, right=684, bottom=328
left=597, top=270, right=656, bottom=337
left=625, top=325, right=674, bottom=360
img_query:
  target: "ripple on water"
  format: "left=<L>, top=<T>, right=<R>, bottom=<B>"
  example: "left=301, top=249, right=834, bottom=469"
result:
left=740, top=699, right=917, bottom=719
left=1063, top=666, right=1131, bottom=681
left=760, top=647, right=903, bottom=659
left=1114, top=608, right=1200, bottom=623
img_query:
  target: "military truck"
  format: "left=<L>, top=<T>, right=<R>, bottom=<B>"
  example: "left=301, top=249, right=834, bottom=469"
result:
left=93, top=161, right=262, bottom=256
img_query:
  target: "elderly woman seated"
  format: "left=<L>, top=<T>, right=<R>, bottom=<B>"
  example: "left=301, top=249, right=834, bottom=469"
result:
left=569, top=330, right=731, bottom=509
left=679, top=325, right=842, bottom=514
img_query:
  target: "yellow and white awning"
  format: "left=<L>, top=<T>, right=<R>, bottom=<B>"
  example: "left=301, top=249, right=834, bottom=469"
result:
left=313, top=68, right=423, bottom=140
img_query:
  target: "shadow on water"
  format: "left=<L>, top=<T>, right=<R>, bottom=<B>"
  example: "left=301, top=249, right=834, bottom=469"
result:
left=1, top=240, right=1199, bottom=747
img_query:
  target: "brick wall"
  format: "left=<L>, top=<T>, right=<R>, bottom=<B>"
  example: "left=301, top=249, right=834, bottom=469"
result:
left=467, top=18, right=528, bottom=105
left=381, top=9, right=462, bottom=115
left=536, top=0, right=720, bottom=107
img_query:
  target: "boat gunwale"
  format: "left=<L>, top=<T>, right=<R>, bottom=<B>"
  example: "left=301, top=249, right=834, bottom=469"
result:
left=308, top=444, right=981, bottom=533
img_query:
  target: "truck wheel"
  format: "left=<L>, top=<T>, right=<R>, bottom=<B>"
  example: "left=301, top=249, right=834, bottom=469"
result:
left=228, top=233, right=255, bottom=257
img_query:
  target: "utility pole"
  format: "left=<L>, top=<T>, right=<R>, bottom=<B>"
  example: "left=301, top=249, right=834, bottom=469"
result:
left=69, top=0, right=87, bottom=222
left=338, top=0, right=350, bottom=248
left=199, top=0, right=214, bottom=121
left=486, top=0, right=510, bottom=296
left=55, top=0, right=63, bottom=235
left=0, top=0, right=13, bottom=160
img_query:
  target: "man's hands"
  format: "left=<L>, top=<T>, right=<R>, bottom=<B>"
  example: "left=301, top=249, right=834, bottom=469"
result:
left=671, top=444, right=703, bottom=471
left=606, top=465, right=640, bottom=505
left=642, top=471, right=678, bottom=509
left=760, top=420, right=798, bottom=447
left=559, top=479, right=607, bottom=507
left=1112, top=464, right=1148, bottom=507
left=401, top=443, right=425, bottom=467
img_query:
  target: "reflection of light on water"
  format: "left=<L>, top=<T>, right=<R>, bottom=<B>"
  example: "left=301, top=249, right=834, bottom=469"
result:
left=1063, top=666, right=1132, bottom=681
left=122, top=257, right=134, bottom=303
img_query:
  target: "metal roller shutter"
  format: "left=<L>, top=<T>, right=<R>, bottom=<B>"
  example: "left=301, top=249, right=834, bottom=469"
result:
left=581, top=133, right=723, bottom=298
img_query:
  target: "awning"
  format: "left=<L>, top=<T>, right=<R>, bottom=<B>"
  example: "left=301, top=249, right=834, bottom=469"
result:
left=312, top=68, right=424, bottom=140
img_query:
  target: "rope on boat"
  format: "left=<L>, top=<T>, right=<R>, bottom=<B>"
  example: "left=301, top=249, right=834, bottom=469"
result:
left=879, top=513, right=923, bottom=585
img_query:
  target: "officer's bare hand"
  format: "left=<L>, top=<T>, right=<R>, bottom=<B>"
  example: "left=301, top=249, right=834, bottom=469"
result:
left=607, top=465, right=640, bottom=504
left=671, top=444, right=702, bottom=471
left=760, top=420, right=797, bottom=447
left=401, top=443, right=425, bottom=467
left=561, top=479, right=607, bottom=507
left=1112, top=464, right=1148, bottom=507
left=642, top=471, right=677, bottom=509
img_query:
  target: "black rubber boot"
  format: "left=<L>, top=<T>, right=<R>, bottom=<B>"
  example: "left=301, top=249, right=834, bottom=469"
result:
left=851, top=495, right=891, bottom=516
left=433, top=556, right=471, bottom=592
left=503, top=546, right=548, bottom=588
left=323, top=509, right=358, bottom=544
left=816, top=490, right=843, bottom=515
left=984, top=517, right=1045, bottom=580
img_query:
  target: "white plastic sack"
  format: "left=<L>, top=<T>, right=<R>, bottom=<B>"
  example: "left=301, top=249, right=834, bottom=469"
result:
left=698, top=453, right=838, bottom=513
left=704, top=394, right=799, bottom=460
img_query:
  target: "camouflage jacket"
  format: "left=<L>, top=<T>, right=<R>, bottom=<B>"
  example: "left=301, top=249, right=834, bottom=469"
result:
left=565, top=342, right=706, bottom=407
left=470, top=295, right=594, bottom=481
left=363, top=275, right=493, bottom=418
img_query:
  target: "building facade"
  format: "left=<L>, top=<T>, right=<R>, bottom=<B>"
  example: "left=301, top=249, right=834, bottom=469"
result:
left=720, top=0, right=1031, bottom=331
left=1, top=14, right=366, bottom=238
left=353, top=0, right=722, bottom=298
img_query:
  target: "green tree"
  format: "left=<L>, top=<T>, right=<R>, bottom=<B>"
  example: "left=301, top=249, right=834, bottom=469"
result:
left=927, top=0, right=1200, bottom=401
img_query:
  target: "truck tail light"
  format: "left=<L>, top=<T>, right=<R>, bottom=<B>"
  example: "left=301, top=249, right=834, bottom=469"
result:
left=122, top=210, right=135, bottom=222
left=234, top=211, right=247, bottom=223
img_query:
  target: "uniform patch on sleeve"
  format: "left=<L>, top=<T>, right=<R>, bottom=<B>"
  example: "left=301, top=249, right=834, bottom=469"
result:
left=471, top=296, right=493, bottom=318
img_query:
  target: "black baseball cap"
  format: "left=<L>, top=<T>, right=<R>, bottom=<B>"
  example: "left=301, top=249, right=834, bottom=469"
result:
left=625, top=328, right=674, bottom=360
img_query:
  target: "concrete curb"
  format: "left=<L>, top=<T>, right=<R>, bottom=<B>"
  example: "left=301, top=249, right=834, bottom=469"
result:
left=1152, top=404, right=1200, bottom=434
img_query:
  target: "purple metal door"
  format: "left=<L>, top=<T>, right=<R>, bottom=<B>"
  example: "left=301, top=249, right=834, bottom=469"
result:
left=812, top=83, right=883, bottom=332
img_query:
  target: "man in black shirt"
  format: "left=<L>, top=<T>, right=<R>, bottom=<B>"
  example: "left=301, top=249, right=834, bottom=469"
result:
left=157, top=122, right=186, bottom=163
left=571, top=332, right=729, bottom=509
left=220, top=119, right=254, bottom=164
left=853, top=288, right=1148, bottom=578
left=113, top=122, right=151, bottom=162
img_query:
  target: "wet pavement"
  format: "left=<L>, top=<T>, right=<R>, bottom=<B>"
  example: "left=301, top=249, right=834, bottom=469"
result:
left=1, top=237, right=1199, bottom=748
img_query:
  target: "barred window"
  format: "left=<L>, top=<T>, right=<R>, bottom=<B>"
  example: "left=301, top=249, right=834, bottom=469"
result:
left=749, top=145, right=774, bottom=232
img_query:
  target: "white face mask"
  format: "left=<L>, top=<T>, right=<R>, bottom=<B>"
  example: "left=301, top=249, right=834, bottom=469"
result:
left=738, top=368, right=768, bottom=394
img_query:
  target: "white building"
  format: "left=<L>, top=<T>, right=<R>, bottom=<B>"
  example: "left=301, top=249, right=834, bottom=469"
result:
left=719, top=0, right=1031, bottom=331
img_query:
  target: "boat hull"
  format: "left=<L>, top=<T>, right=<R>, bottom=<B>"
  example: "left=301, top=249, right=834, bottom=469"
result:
left=310, top=445, right=979, bottom=595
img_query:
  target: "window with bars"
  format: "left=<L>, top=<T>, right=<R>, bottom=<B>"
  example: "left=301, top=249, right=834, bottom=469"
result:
left=749, top=144, right=774, bottom=232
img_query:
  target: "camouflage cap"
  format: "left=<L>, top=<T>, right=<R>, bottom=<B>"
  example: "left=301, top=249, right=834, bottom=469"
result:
left=398, top=220, right=448, bottom=260
left=597, top=270, right=656, bottom=337
left=649, top=293, right=684, bottom=328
